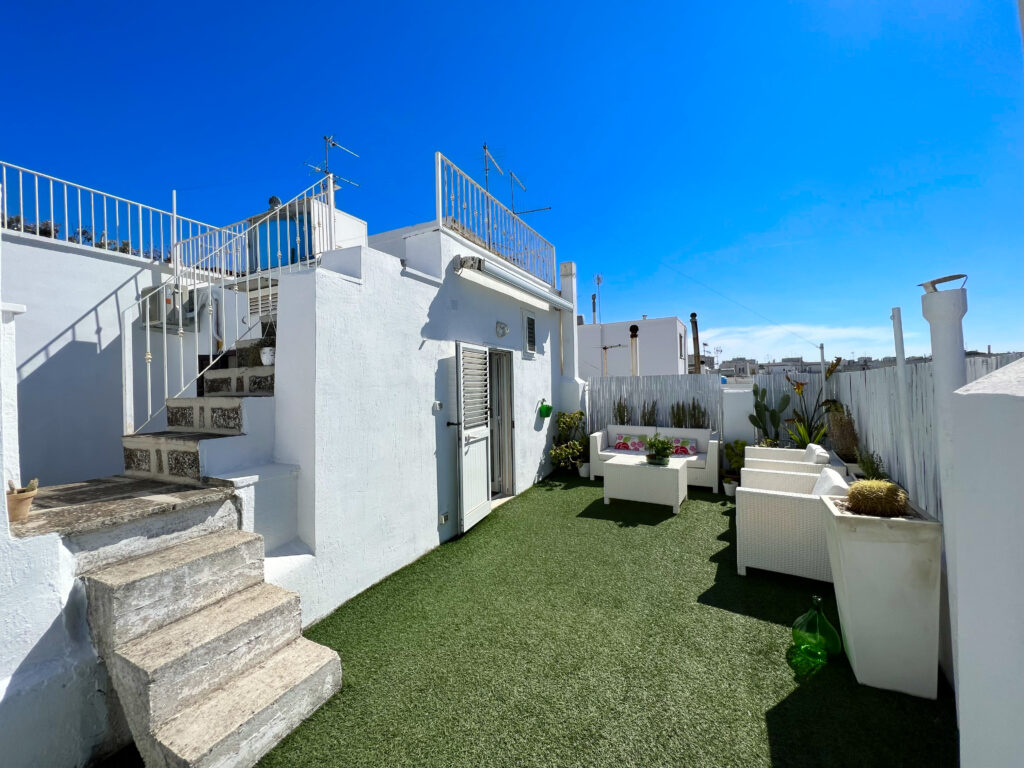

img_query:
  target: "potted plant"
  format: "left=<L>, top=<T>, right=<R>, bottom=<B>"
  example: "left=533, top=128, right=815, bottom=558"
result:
left=549, top=410, right=588, bottom=476
left=644, top=433, right=674, bottom=466
left=822, top=480, right=942, bottom=699
left=722, top=439, right=747, bottom=497
left=6, top=478, right=39, bottom=523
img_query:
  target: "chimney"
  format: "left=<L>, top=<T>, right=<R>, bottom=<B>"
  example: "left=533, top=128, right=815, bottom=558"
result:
left=591, top=294, right=597, bottom=325
left=629, top=324, right=640, bottom=376
left=642, top=314, right=647, bottom=320
left=690, top=312, right=701, bottom=374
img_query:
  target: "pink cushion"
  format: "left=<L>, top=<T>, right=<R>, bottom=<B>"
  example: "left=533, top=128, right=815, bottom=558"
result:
left=613, top=434, right=647, bottom=453
left=671, top=437, right=699, bottom=456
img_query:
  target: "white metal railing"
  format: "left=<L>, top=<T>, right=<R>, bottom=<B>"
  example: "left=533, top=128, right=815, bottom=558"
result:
left=435, top=152, right=556, bottom=287
left=0, top=161, right=216, bottom=260
left=122, top=178, right=336, bottom=434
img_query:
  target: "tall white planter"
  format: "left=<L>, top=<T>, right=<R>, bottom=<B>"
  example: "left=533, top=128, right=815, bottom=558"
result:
left=822, top=495, right=943, bottom=699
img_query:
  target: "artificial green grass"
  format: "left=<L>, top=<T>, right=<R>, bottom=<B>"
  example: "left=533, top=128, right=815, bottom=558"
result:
left=258, top=479, right=958, bottom=768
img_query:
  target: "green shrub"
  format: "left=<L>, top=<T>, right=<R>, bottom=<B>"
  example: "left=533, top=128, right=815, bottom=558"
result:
left=640, top=400, right=658, bottom=427
left=846, top=480, right=909, bottom=517
left=856, top=448, right=888, bottom=480
left=550, top=441, right=584, bottom=471
left=724, top=440, right=747, bottom=474
left=613, top=398, right=632, bottom=425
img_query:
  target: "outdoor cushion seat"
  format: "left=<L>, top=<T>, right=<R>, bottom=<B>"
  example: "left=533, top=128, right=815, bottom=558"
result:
left=590, top=425, right=719, bottom=490
left=735, top=466, right=850, bottom=582
left=744, top=443, right=834, bottom=474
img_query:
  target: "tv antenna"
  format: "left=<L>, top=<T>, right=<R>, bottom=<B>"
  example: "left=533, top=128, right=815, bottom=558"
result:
left=305, top=135, right=360, bottom=190
left=508, top=169, right=552, bottom=216
left=483, top=142, right=503, bottom=194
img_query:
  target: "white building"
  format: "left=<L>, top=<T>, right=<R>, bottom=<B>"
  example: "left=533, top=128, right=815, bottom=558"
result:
left=0, top=154, right=583, bottom=767
left=578, top=316, right=689, bottom=378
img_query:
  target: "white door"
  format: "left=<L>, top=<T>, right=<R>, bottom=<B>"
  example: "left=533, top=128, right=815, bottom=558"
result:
left=456, top=342, right=492, bottom=533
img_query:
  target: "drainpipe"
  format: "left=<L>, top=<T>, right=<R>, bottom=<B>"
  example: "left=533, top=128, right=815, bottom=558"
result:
left=920, top=274, right=968, bottom=699
left=629, top=324, right=640, bottom=376
left=690, top=313, right=701, bottom=374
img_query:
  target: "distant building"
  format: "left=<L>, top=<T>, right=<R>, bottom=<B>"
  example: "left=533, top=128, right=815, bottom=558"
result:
left=720, top=357, right=758, bottom=377
left=578, top=316, right=689, bottom=377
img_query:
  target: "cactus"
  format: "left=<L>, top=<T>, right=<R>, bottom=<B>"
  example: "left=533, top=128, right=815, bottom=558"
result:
left=845, top=480, right=909, bottom=518
left=7, top=478, right=38, bottom=494
left=640, top=400, right=658, bottom=427
left=749, top=383, right=790, bottom=444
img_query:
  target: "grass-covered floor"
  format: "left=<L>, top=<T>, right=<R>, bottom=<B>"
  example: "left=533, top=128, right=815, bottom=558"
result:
left=257, top=479, right=958, bottom=767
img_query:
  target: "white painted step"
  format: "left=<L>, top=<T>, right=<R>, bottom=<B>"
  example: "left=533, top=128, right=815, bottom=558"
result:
left=84, top=530, right=264, bottom=654
left=151, top=637, right=342, bottom=768
left=111, top=582, right=301, bottom=731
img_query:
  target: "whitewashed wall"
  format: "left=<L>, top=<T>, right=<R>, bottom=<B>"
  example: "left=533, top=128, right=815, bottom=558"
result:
left=587, top=374, right=723, bottom=434
left=1, top=231, right=249, bottom=485
left=754, top=355, right=1022, bottom=519
left=269, top=237, right=574, bottom=623
left=578, top=317, right=688, bottom=379
left=0, top=238, right=121, bottom=767
left=946, top=359, right=1024, bottom=767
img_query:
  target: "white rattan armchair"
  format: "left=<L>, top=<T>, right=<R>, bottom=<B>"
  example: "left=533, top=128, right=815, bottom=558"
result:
left=735, top=467, right=847, bottom=582
left=744, top=443, right=830, bottom=474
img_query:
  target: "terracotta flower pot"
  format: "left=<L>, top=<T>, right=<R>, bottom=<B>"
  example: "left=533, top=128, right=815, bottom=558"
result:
left=6, top=489, right=37, bottom=522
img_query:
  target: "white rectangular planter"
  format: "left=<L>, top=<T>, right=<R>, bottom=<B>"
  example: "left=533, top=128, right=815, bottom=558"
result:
left=822, top=495, right=943, bottom=699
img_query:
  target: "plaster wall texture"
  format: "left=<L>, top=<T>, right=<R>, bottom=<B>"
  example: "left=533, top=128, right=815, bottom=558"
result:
left=1, top=236, right=121, bottom=767
left=947, top=358, right=1024, bottom=768
left=721, top=389, right=757, bottom=447
left=578, top=317, right=688, bottom=378
left=269, top=237, right=573, bottom=623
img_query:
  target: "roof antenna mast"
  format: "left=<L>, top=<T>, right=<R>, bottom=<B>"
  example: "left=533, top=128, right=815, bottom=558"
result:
left=305, top=136, right=361, bottom=190
left=483, top=142, right=503, bottom=194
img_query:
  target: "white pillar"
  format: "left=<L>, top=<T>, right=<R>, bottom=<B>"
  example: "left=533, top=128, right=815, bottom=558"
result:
left=921, top=283, right=967, bottom=700
left=558, top=262, right=585, bottom=412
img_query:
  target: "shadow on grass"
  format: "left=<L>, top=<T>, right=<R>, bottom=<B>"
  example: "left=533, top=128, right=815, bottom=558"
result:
left=576, top=498, right=676, bottom=527
left=765, top=661, right=959, bottom=767
left=697, top=503, right=838, bottom=627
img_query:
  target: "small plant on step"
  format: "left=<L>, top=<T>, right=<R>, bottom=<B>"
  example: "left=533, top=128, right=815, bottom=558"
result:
left=7, top=478, right=38, bottom=495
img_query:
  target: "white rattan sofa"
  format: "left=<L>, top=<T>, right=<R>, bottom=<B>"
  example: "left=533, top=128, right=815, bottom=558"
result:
left=589, top=425, right=719, bottom=491
left=735, top=466, right=849, bottom=582
left=744, top=443, right=831, bottom=474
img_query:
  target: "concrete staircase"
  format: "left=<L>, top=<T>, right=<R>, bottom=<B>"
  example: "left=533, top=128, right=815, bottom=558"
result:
left=87, top=328, right=341, bottom=767
left=81, top=509, right=340, bottom=768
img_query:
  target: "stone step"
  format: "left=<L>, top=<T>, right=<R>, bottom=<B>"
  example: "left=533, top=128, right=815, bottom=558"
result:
left=83, top=529, right=264, bottom=655
left=111, top=582, right=301, bottom=732
left=123, top=412, right=274, bottom=484
left=149, top=637, right=342, bottom=768
left=165, top=397, right=252, bottom=436
left=203, top=366, right=275, bottom=397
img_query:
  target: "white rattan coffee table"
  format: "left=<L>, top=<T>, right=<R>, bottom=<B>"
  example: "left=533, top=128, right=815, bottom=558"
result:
left=603, top=454, right=688, bottom=513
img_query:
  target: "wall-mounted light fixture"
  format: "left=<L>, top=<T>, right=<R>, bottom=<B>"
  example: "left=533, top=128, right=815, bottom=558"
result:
left=496, top=321, right=509, bottom=338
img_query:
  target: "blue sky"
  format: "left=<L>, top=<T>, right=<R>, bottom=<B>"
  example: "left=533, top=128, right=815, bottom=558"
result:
left=3, top=1, right=1022, bottom=361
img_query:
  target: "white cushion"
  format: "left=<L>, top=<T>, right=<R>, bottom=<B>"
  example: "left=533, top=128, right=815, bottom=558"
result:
left=803, top=443, right=830, bottom=464
left=812, top=467, right=849, bottom=497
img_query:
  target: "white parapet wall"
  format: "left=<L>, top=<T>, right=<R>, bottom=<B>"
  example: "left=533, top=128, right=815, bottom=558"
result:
left=268, top=234, right=577, bottom=623
left=946, top=358, right=1024, bottom=766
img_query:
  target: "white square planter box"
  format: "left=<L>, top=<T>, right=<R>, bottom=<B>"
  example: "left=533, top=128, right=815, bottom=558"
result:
left=822, top=495, right=943, bottom=699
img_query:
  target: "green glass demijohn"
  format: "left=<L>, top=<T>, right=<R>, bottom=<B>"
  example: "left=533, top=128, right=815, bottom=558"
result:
left=792, top=595, right=842, bottom=662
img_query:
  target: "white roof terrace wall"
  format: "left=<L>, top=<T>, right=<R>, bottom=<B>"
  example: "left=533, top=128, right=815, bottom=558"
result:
left=1, top=236, right=118, bottom=767
left=578, top=317, right=688, bottom=378
left=269, top=228, right=577, bottom=623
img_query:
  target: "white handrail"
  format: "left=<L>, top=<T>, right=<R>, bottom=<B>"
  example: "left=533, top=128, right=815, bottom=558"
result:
left=0, top=160, right=216, bottom=261
left=122, top=178, right=334, bottom=434
left=436, top=152, right=556, bottom=287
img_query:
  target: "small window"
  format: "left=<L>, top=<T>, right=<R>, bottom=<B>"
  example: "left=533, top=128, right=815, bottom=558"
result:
left=523, top=312, right=537, bottom=357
